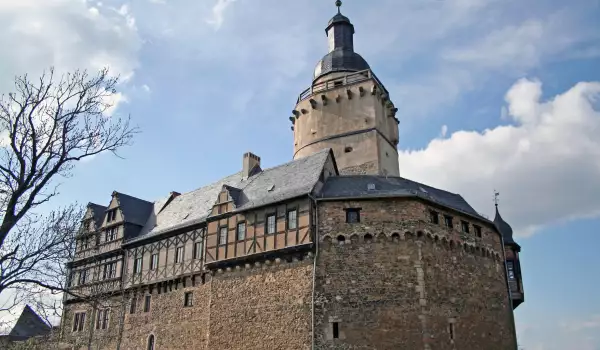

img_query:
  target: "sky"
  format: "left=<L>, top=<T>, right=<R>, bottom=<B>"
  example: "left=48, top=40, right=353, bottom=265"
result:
left=0, top=0, right=599, bottom=348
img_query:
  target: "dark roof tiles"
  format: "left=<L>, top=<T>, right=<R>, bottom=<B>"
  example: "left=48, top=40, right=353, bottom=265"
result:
left=115, top=192, right=153, bottom=227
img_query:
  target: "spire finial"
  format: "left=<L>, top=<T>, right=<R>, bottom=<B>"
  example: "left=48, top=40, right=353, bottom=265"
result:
left=335, top=0, right=342, bottom=13
left=494, top=190, right=500, bottom=207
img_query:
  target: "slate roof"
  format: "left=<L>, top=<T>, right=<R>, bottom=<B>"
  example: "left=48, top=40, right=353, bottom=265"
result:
left=115, top=192, right=154, bottom=226
left=7, top=305, right=51, bottom=341
left=87, top=203, right=107, bottom=228
left=319, top=175, right=489, bottom=222
left=127, top=149, right=333, bottom=244
left=494, top=205, right=520, bottom=248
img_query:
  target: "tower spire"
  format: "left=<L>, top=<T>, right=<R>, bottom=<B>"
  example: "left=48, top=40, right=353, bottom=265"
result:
left=336, top=0, right=342, bottom=13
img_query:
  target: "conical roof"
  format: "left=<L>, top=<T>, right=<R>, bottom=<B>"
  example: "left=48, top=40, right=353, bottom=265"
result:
left=493, top=205, right=520, bottom=249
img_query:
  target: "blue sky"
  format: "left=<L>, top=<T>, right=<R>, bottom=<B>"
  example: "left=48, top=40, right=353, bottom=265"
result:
left=1, top=0, right=600, bottom=348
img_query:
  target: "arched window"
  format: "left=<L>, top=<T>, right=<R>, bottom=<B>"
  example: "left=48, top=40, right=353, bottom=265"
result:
left=147, top=334, right=155, bottom=350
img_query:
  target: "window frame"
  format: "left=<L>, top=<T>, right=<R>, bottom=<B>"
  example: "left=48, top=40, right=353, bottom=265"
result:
left=266, top=213, right=276, bottom=234
left=72, top=312, right=86, bottom=332
left=134, top=257, right=143, bottom=274
left=175, top=246, right=184, bottom=264
left=193, top=241, right=203, bottom=260
left=461, top=220, right=470, bottom=233
left=184, top=292, right=193, bottom=307
left=105, top=227, right=117, bottom=242
left=429, top=210, right=439, bottom=225
left=474, top=225, right=482, bottom=238
left=345, top=208, right=361, bottom=224
left=78, top=269, right=87, bottom=286
left=444, top=215, right=454, bottom=229
left=236, top=222, right=246, bottom=241
left=150, top=253, right=159, bottom=270
left=144, top=295, right=151, bottom=313
left=130, top=296, right=137, bottom=314
left=506, top=261, right=516, bottom=281
left=219, top=226, right=228, bottom=245
left=287, top=209, right=298, bottom=230
left=107, top=209, right=117, bottom=223
left=103, top=262, right=117, bottom=280
left=96, top=308, right=110, bottom=330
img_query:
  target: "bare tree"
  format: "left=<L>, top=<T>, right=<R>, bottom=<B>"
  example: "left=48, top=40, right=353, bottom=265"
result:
left=0, top=67, right=137, bottom=316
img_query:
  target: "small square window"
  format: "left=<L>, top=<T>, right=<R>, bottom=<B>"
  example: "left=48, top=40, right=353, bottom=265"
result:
left=237, top=222, right=246, bottom=241
left=429, top=211, right=439, bottom=225
left=444, top=215, right=453, bottom=229
left=150, top=253, right=159, bottom=270
left=266, top=214, right=276, bottom=234
left=219, top=227, right=228, bottom=245
left=507, top=261, right=516, bottom=281
left=461, top=221, right=470, bottom=233
left=144, top=295, right=151, bottom=312
left=474, top=225, right=482, bottom=238
left=345, top=209, right=360, bottom=223
left=175, top=246, right=184, bottom=263
left=287, top=209, right=297, bottom=230
left=184, top=292, right=193, bottom=307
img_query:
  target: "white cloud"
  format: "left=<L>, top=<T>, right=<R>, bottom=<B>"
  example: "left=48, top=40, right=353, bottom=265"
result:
left=103, top=92, right=128, bottom=117
left=142, top=84, right=151, bottom=93
left=0, top=0, right=141, bottom=92
left=399, top=78, right=600, bottom=237
left=206, top=0, right=236, bottom=30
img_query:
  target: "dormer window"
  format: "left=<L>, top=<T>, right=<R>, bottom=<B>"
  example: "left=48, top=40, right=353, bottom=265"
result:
left=107, top=209, right=117, bottom=223
left=105, top=228, right=117, bottom=242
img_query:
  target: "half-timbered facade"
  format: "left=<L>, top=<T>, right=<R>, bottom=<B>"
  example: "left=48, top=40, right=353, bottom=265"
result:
left=60, top=3, right=523, bottom=349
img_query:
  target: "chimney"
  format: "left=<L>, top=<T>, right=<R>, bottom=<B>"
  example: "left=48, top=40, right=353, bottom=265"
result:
left=242, top=152, right=261, bottom=179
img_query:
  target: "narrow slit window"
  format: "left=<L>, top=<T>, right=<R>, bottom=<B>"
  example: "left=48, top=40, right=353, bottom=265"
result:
left=287, top=209, right=297, bottom=230
left=184, top=292, right=193, bottom=307
left=130, top=296, right=137, bottom=314
left=219, top=227, right=228, bottom=245
left=193, top=241, right=203, bottom=260
left=144, top=295, right=151, bottom=312
left=175, top=246, right=184, bottom=263
left=134, top=257, right=142, bottom=274
left=449, top=322, right=455, bottom=341
left=150, top=253, right=159, bottom=270
left=332, top=322, right=339, bottom=339
left=237, top=222, right=246, bottom=241
left=266, top=214, right=276, bottom=234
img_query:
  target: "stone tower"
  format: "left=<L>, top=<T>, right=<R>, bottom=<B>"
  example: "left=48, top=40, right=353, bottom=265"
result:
left=291, top=1, right=400, bottom=176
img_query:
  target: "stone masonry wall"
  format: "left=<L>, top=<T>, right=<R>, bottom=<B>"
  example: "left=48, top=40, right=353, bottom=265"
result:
left=62, top=261, right=313, bottom=350
left=207, top=261, right=313, bottom=349
left=315, top=199, right=516, bottom=350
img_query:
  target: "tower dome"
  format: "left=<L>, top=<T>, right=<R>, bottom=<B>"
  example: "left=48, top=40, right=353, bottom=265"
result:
left=493, top=204, right=519, bottom=247
left=313, top=1, right=370, bottom=81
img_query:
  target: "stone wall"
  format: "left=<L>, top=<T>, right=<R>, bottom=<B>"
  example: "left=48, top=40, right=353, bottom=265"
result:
left=61, top=261, right=313, bottom=350
left=315, top=199, right=516, bottom=350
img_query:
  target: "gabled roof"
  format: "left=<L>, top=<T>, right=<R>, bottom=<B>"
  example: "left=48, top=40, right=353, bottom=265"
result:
left=7, top=305, right=51, bottom=341
left=319, top=175, right=488, bottom=222
left=222, top=185, right=243, bottom=207
left=87, top=203, right=107, bottom=228
left=127, top=149, right=333, bottom=244
left=114, top=192, right=153, bottom=226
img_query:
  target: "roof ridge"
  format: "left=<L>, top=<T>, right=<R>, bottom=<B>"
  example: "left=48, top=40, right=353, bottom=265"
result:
left=113, top=192, right=153, bottom=205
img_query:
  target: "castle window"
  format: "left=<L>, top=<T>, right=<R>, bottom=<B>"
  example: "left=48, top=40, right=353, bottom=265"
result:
left=461, top=221, right=470, bottom=233
left=105, top=227, right=117, bottom=242
left=266, top=214, right=276, bottom=234
left=287, top=209, right=297, bottom=230
left=474, top=225, right=482, bottom=238
left=507, top=261, right=516, bottom=280
left=144, top=295, right=151, bottom=312
left=103, top=262, right=117, bottom=280
left=134, top=257, right=142, bottom=274
left=107, top=209, right=117, bottom=222
left=78, top=269, right=87, bottom=285
left=150, top=253, right=159, bottom=270
left=237, top=222, right=246, bottom=241
left=444, top=215, right=453, bottom=229
left=345, top=208, right=361, bottom=223
left=193, top=241, right=203, bottom=260
left=175, top=246, right=184, bottom=263
left=219, top=226, right=228, bottom=245
left=332, top=322, right=340, bottom=339
left=429, top=211, right=439, bottom=224
left=184, top=292, right=193, bottom=307
left=449, top=322, right=455, bottom=341
left=130, top=296, right=137, bottom=314
left=95, top=308, right=110, bottom=330
left=147, top=334, right=155, bottom=350
left=72, top=312, right=86, bottom=332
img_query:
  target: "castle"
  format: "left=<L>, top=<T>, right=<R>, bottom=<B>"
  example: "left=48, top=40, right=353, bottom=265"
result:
left=61, top=2, right=524, bottom=349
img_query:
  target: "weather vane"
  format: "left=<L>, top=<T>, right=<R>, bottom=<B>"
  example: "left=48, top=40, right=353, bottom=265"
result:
left=494, top=190, right=500, bottom=207
left=336, top=0, right=342, bottom=13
